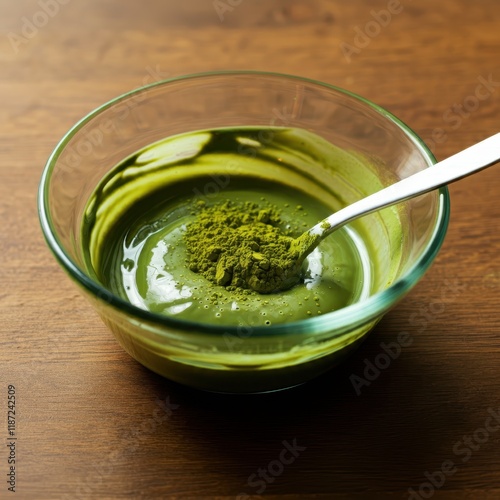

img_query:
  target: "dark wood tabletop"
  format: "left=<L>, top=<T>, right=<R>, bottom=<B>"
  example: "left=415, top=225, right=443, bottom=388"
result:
left=1, top=0, right=500, bottom=498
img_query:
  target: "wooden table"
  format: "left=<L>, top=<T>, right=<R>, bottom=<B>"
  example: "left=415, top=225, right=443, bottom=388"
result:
left=1, top=0, right=499, bottom=498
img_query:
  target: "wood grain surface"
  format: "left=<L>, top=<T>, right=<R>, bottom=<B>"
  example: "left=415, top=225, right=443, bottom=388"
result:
left=1, top=0, right=500, bottom=498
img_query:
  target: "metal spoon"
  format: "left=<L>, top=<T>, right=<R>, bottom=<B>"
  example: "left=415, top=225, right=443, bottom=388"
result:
left=265, top=133, right=500, bottom=293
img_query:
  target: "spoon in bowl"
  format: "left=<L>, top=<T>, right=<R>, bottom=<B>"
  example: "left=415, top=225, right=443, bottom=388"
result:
left=251, top=132, right=500, bottom=293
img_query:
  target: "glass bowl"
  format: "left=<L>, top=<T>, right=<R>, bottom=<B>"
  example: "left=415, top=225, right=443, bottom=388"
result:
left=38, top=71, right=449, bottom=394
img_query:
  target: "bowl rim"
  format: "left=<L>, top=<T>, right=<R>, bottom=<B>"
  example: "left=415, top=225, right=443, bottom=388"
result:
left=38, top=70, right=450, bottom=338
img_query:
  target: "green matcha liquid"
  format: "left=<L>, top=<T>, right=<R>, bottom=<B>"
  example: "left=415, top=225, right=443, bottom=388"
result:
left=82, top=127, right=387, bottom=327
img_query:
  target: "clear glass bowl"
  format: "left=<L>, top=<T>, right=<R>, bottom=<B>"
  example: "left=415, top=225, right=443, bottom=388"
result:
left=38, top=71, right=449, bottom=393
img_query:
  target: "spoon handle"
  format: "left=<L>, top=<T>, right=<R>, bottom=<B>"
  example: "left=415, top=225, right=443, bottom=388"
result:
left=314, top=132, right=500, bottom=239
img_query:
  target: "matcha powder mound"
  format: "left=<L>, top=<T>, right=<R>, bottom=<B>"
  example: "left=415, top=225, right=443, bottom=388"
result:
left=184, top=200, right=301, bottom=293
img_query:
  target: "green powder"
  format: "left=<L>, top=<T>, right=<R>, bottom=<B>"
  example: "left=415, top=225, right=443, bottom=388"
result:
left=185, top=200, right=302, bottom=294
